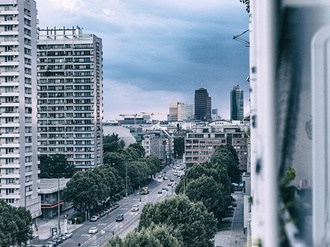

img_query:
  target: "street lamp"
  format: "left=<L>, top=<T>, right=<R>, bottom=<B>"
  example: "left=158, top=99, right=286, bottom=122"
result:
left=57, top=177, right=61, bottom=235
left=125, top=160, right=128, bottom=197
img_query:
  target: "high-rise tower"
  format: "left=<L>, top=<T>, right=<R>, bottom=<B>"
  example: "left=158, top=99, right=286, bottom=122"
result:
left=194, top=88, right=211, bottom=122
left=230, top=85, right=244, bottom=121
left=37, top=27, right=103, bottom=170
left=0, top=0, right=41, bottom=218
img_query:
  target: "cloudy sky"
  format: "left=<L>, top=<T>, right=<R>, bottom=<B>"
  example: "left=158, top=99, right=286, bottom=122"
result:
left=36, top=0, right=249, bottom=121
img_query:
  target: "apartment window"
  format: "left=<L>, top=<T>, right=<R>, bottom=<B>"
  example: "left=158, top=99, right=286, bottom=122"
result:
left=5, top=26, right=13, bottom=31
left=5, top=168, right=14, bottom=174
left=6, top=188, right=14, bottom=195
left=5, top=199, right=14, bottom=204
left=4, top=16, right=13, bottom=21
left=6, top=158, right=14, bottom=165
left=5, top=76, right=13, bottom=82
left=6, top=148, right=14, bottom=154
left=6, top=178, right=14, bottom=184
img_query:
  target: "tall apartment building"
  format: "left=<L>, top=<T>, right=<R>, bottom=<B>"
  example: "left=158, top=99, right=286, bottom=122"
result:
left=230, top=85, right=244, bottom=121
left=194, top=87, right=211, bottom=122
left=37, top=27, right=103, bottom=170
left=0, top=0, right=41, bottom=218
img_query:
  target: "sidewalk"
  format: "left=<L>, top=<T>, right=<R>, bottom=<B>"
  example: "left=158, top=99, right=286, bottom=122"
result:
left=33, top=208, right=82, bottom=241
left=213, top=192, right=247, bottom=247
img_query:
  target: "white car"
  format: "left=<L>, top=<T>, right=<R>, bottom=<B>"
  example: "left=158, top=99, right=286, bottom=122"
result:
left=131, top=204, right=139, bottom=212
left=88, top=227, right=98, bottom=234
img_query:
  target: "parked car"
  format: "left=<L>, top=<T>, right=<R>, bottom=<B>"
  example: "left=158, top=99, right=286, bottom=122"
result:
left=65, top=232, right=73, bottom=239
left=131, top=204, right=139, bottom=212
left=90, top=215, right=98, bottom=222
left=88, top=226, right=98, bottom=234
left=116, top=213, right=124, bottom=222
left=90, top=244, right=100, bottom=247
left=158, top=190, right=162, bottom=194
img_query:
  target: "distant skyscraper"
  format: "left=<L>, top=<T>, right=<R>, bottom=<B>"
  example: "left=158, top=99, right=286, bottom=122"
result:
left=37, top=27, right=103, bottom=170
left=168, top=102, right=194, bottom=121
left=0, top=0, right=41, bottom=218
left=230, top=85, right=244, bottom=120
left=194, top=88, right=212, bottom=122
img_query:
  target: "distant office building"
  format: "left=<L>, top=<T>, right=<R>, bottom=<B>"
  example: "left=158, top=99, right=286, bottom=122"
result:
left=194, top=88, right=212, bottom=122
left=37, top=27, right=103, bottom=170
left=168, top=102, right=194, bottom=121
left=230, top=85, right=244, bottom=121
left=212, top=109, right=220, bottom=121
left=0, top=0, right=41, bottom=219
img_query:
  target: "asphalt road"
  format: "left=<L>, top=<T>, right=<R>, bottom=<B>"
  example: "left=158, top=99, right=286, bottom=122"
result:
left=59, top=165, right=181, bottom=247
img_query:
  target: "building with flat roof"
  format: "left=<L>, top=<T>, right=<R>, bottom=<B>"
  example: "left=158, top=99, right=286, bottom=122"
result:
left=194, top=88, right=211, bottom=122
left=230, top=85, right=244, bottom=121
left=37, top=26, right=103, bottom=170
left=0, top=0, right=41, bottom=219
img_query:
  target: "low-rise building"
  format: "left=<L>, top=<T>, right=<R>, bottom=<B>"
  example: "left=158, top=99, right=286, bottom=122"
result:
left=38, top=178, right=72, bottom=219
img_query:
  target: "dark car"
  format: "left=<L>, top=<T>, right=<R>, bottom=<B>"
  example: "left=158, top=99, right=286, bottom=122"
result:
left=116, top=213, right=124, bottom=222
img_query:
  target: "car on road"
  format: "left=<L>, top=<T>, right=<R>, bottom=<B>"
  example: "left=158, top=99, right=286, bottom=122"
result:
left=162, top=187, right=169, bottom=191
left=65, top=232, right=73, bottom=239
left=168, top=182, right=172, bottom=187
left=116, top=213, right=124, bottom=222
left=163, top=176, right=168, bottom=180
left=158, top=190, right=162, bottom=194
left=170, top=178, right=175, bottom=182
left=90, top=244, right=100, bottom=247
left=90, top=215, right=98, bottom=222
left=88, top=226, right=98, bottom=234
left=131, top=204, right=139, bottom=212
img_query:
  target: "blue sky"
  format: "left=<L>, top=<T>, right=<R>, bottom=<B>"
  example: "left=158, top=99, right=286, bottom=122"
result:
left=36, top=0, right=249, bottom=121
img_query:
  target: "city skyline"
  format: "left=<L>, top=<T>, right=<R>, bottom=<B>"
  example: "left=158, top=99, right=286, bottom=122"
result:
left=36, top=0, right=250, bottom=121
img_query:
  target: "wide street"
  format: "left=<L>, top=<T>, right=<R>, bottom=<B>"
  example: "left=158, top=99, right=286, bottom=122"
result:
left=42, top=165, right=180, bottom=247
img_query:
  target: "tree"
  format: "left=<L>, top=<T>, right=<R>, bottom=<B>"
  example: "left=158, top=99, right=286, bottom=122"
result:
left=211, top=145, right=241, bottom=183
left=173, top=137, right=184, bottom=159
left=185, top=175, right=228, bottom=220
left=125, top=143, right=145, bottom=160
left=62, top=170, right=107, bottom=213
left=0, top=200, right=33, bottom=247
left=107, top=224, right=183, bottom=247
left=240, top=0, right=250, bottom=13
left=103, top=134, right=125, bottom=153
left=39, top=154, right=75, bottom=178
left=139, top=195, right=217, bottom=247
left=175, top=163, right=232, bottom=220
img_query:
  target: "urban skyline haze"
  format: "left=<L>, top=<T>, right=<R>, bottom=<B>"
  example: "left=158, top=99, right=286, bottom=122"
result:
left=36, top=0, right=250, bottom=121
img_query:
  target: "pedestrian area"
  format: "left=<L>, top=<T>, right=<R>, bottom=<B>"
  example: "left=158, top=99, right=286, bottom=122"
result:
left=213, top=192, right=247, bottom=247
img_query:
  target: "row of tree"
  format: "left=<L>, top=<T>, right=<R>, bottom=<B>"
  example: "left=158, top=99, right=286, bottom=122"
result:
left=107, top=195, right=218, bottom=247
left=106, top=144, right=242, bottom=246
left=0, top=200, right=33, bottom=247
left=62, top=134, right=165, bottom=213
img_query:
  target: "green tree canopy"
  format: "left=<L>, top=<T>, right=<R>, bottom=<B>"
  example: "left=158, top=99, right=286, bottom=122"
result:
left=173, top=137, right=184, bottom=159
left=0, top=200, right=33, bottom=247
left=107, top=224, right=183, bottom=247
left=62, top=170, right=107, bottom=213
left=185, top=175, right=228, bottom=220
left=103, top=134, right=125, bottom=153
left=39, top=154, right=75, bottom=178
left=138, top=195, right=217, bottom=247
left=211, top=145, right=241, bottom=183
